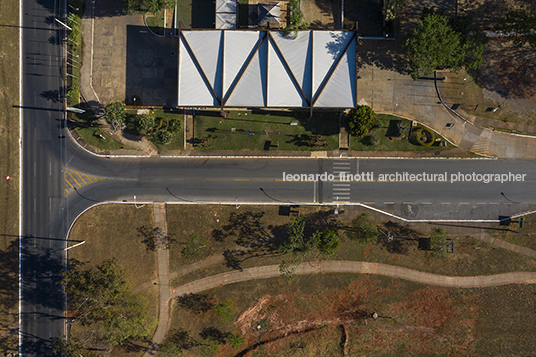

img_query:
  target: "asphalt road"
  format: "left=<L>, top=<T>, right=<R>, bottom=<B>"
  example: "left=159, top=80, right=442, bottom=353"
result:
left=21, top=0, right=66, bottom=354
left=20, top=0, right=536, bottom=355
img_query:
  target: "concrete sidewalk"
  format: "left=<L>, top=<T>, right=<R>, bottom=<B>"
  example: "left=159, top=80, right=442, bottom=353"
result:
left=170, top=261, right=536, bottom=300
left=79, top=0, right=159, bottom=156
left=143, top=203, right=171, bottom=357
left=472, top=231, right=536, bottom=259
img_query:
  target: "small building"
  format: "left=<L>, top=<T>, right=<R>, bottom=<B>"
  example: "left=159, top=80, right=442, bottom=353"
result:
left=215, top=0, right=237, bottom=29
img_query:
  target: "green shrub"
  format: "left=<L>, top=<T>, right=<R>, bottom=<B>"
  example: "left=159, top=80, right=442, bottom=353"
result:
left=168, top=118, right=182, bottom=133
left=215, top=301, right=234, bottom=323
left=317, top=229, right=340, bottom=256
left=347, top=105, right=376, bottom=138
left=152, top=129, right=172, bottom=145
left=104, top=101, right=127, bottom=123
left=66, top=88, right=80, bottom=106
left=413, top=127, right=435, bottom=146
left=346, top=212, right=378, bottom=244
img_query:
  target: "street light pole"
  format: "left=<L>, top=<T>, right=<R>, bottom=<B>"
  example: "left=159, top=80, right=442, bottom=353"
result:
left=64, top=241, right=85, bottom=251
left=55, top=17, right=72, bottom=30
left=134, top=195, right=145, bottom=209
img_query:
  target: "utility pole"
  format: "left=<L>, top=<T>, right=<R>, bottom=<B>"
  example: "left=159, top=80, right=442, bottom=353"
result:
left=55, top=17, right=72, bottom=30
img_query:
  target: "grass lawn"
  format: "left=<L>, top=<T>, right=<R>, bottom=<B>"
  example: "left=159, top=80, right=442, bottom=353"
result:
left=168, top=205, right=536, bottom=290
left=125, top=109, right=184, bottom=151
left=68, top=204, right=158, bottom=287
left=349, top=114, right=454, bottom=151
left=485, top=212, right=536, bottom=251
left=166, top=205, right=317, bottom=272
left=67, top=204, right=159, bottom=356
left=194, top=110, right=339, bottom=151
left=75, top=126, right=136, bottom=150
left=440, top=68, right=536, bottom=127
left=145, top=11, right=165, bottom=36
left=164, top=272, right=536, bottom=356
left=70, top=110, right=139, bottom=151
left=0, top=0, right=20, bottom=353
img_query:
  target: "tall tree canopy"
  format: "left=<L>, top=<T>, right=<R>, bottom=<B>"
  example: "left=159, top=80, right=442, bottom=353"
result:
left=62, top=258, right=156, bottom=345
left=403, top=12, right=465, bottom=80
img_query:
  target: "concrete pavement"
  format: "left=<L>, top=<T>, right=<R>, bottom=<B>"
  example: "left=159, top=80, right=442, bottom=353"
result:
left=143, top=203, right=171, bottom=356
left=169, top=261, right=536, bottom=299
left=472, top=231, right=536, bottom=259
left=79, top=0, right=159, bottom=155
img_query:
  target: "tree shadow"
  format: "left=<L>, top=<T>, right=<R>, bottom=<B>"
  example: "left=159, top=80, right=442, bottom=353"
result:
left=0, top=238, right=18, bottom=313
left=176, top=293, right=214, bottom=314
left=377, top=221, right=419, bottom=254
left=137, top=225, right=157, bottom=251
left=168, top=328, right=199, bottom=350
left=40, top=89, right=61, bottom=103
left=222, top=211, right=267, bottom=247
left=200, top=327, right=228, bottom=344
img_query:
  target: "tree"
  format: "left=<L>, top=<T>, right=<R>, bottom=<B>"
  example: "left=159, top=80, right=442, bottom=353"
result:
left=226, top=333, right=245, bottom=350
left=279, top=218, right=341, bottom=278
left=383, top=0, right=406, bottom=21
left=181, top=234, right=208, bottom=262
left=123, top=0, right=173, bottom=14
left=346, top=212, right=378, bottom=244
left=317, top=229, right=340, bottom=257
left=104, top=101, right=126, bottom=124
left=168, top=117, right=182, bottom=133
left=403, top=12, right=465, bottom=80
left=283, top=0, right=310, bottom=39
left=498, top=5, right=536, bottom=49
left=430, top=227, right=449, bottom=258
left=152, top=129, right=172, bottom=145
left=215, top=301, right=234, bottom=323
left=61, top=258, right=156, bottom=345
left=53, top=335, right=91, bottom=357
left=133, top=113, right=155, bottom=134
left=347, top=105, right=376, bottom=138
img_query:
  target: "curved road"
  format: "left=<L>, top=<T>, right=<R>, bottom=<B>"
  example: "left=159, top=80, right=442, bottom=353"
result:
left=20, top=0, right=536, bottom=355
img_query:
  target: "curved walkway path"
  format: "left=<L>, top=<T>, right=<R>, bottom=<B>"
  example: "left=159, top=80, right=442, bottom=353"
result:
left=140, top=229, right=536, bottom=355
left=170, top=262, right=536, bottom=299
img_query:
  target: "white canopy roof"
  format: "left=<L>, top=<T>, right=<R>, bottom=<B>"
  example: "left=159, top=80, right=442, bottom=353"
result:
left=178, top=30, right=357, bottom=108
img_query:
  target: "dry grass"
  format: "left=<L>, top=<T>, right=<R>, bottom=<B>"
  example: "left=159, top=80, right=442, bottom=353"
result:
left=68, top=204, right=158, bottom=287
left=0, top=0, right=20, bottom=353
left=166, top=273, right=536, bottom=357
left=165, top=274, right=505, bottom=356
left=67, top=204, right=159, bottom=355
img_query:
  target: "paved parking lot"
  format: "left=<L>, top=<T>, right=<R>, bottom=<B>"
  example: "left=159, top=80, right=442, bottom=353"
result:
left=91, top=0, right=178, bottom=107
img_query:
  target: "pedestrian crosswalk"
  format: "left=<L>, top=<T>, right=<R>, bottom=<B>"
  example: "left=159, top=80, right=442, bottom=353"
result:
left=332, top=160, right=351, bottom=202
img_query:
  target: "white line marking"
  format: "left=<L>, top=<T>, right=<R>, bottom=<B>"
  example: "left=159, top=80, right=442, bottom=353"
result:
left=441, top=202, right=451, bottom=205
left=313, top=181, right=317, bottom=203
left=384, top=202, right=394, bottom=204
left=421, top=202, right=432, bottom=205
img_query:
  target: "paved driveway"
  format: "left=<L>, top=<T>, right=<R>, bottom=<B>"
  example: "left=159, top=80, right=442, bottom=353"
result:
left=91, top=0, right=178, bottom=107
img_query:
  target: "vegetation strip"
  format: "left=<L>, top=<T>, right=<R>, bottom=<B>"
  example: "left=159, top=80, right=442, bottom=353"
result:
left=171, top=261, right=536, bottom=299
